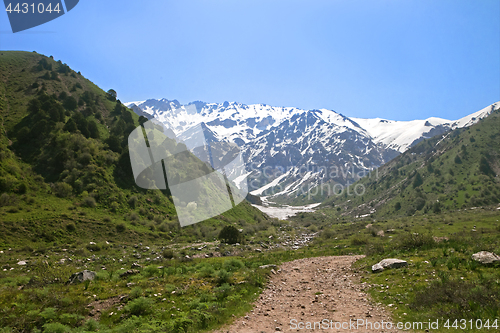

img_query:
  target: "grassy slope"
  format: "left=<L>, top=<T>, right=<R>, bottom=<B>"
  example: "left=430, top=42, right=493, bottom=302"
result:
left=0, top=51, right=290, bottom=333
left=0, top=51, right=269, bottom=249
left=319, top=106, right=500, bottom=218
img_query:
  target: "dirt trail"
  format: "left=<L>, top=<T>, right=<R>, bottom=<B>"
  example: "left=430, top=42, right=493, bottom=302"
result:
left=213, top=255, right=402, bottom=333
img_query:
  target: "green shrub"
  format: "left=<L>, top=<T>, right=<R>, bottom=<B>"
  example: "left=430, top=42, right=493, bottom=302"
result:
left=199, top=265, right=215, bottom=278
left=0, top=193, right=11, bottom=206
left=58, top=313, right=84, bottom=326
left=53, top=182, right=72, bottom=198
left=42, top=322, right=71, bottom=333
left=162, top=249, right=174, bottom=259
left=394, top=232, right=435, bottom=251
left=65, top=223, right=76, bottom=232
left=125, top=297, right=153, bottom=316
left=216, top=269, right=232, bottom=285
left=218, top=225, right=241, bottom=244
left=223, top=258, right=244, bottom=272
left=39, top=307, right=57, bottom=323
left=83, top=196, right=96, bottom=208
left=364, top=242, right=385, bottom=256
left=116, top=223, right=126, bottom=233
left=83, top=319, right=99, bottom=332
left=144, top=265, right=158, bottom=277
left=350, top=234, right=369, bottom=246
left=128, top=196, right=138, bottom=208
left=110, top=201, right=119, bottom=212
left=129, top=287, right=143, bottom=299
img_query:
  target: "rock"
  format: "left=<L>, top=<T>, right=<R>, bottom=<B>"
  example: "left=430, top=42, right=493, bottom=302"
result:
left=131, top=263, right=142, bottom=269
left=372, top=259, right=408, bottom=273
left=259, top=264, right=277, bottom=269
left=255, top=249, right=262, bottom=253
left=17, top=261, right=27, bottom=266
left=68, top=270, right=97, bottom=284
left=471, top=251, right=500, bottom=264
left=119, top=269, right=140, bottom=278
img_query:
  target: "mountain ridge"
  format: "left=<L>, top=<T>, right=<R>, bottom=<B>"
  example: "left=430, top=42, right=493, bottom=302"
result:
left=126, top=98, right=499, bottom=204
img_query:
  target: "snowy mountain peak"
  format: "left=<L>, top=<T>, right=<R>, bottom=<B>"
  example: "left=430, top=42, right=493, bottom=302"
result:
left=126, top=98, right=500, bottom=203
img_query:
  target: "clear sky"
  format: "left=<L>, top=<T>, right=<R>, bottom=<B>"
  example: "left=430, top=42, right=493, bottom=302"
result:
left=1, top=0, right=499, bottom=121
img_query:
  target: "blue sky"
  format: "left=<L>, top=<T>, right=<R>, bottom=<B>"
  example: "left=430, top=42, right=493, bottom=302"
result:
left=1, top=0, right=499, bottom=121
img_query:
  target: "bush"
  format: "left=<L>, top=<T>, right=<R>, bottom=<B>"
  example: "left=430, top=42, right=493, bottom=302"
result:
left=198, top=265, right=215, bottom=278
left=394, top=232, right=435, bottom=251
left=162, top=249, right=175, bottom=259
left=364, top=242, right=385, bottom=256
left=110, top=201, right=119, bottom=212
left=16, top=182, right=28, bottom=194
left=53, top=182, right=72, bottom=198
left=83, top=196, right=96, bottom=208
left=116, top=223, right=126, bottom=233
left=218, top=225, right=241, bottom=244
left=0, top=193, right=11, bottom=206
left=321, top=228, right=335, bottom=240
left=125, top=297, right=153, bottom=316
left=65, top=223, right=76, bottom=232
left=143, top=265, right=158, bottom=277
left=83, top=319, right=99, bottom=332
left=216, top=269, right=232, bottom=285
left=410, top=280, right=500, bottom=320
left=223, top=258, right=244, bottom=272
left=42, top=322, right=71, bottom=333
left=350, top=234, right=369, bottom=246
left=129, top=287, right=143, bottom=299
left=128, top=196, right=138, bottom=208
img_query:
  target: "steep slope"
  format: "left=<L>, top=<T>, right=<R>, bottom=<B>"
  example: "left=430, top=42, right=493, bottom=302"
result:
left=126, top=99, right=498, bottom=204
left=321, top=104, right=500, bottom=217
left=0, top=51, right=267, bottom=248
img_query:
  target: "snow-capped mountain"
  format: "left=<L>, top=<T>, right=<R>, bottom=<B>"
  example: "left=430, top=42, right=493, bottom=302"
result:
left=125, top=99, right=500, bottom=203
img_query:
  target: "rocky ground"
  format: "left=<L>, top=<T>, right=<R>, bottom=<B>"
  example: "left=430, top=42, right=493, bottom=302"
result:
left=213, top=256, right=402, bottom=333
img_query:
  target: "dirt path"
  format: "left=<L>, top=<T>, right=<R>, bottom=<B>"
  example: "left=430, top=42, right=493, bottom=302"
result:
left=213, top=255, right=401, bottom=333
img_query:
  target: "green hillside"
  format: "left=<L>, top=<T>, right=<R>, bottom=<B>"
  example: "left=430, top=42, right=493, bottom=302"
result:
left=0, top=50, right=270, bottom=248
left=320, top=105, right=500, bottom=218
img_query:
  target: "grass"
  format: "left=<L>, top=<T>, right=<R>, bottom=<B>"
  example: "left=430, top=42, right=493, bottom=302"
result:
left=347, top=209, right=500, bottom=332
left=1, top=51, right=499, bottom=332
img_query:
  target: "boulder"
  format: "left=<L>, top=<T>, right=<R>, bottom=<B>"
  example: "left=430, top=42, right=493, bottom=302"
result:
left=471, top=251, right=500, bottom=265
left=372, top=258, right=408, bottom=273
left=68, top=270, right=96, bottom=284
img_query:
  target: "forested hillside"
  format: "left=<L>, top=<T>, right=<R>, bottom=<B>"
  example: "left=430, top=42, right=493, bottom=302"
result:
left=0, top=50, right=267, bottom=248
